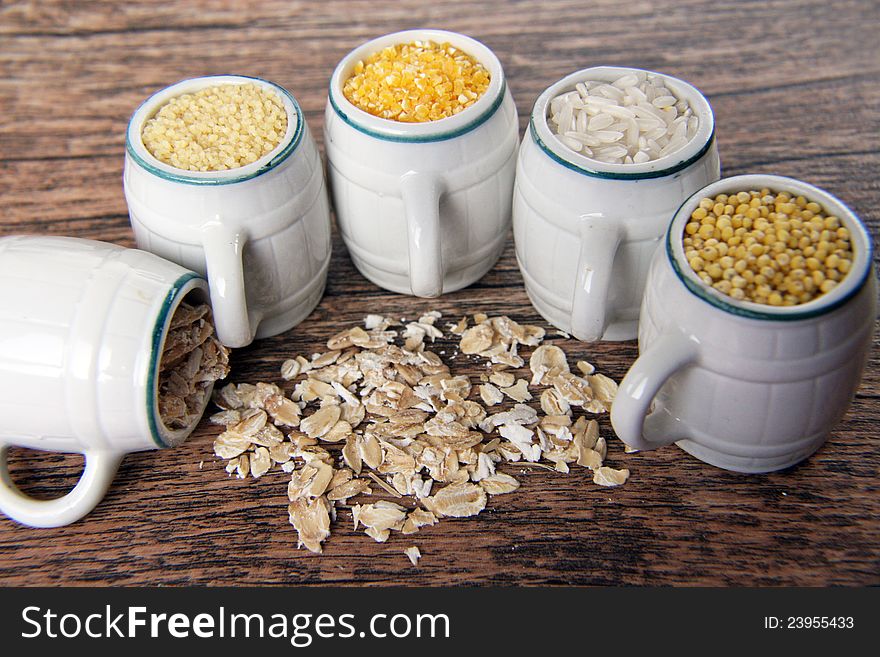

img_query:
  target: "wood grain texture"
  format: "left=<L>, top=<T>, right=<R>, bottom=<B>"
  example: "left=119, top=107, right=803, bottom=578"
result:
left=0, top=0, right=878, bottom=586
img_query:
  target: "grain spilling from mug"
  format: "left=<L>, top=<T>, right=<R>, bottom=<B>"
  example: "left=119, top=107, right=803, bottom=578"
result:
left=141, top=83, right=288, bottom=171
left=548, top=71, right=698, bottom=164
left=206, top=312, right=629, bottom=555
left=343, top=40, right=490, bottom=122
left=683, top=189, right=854, bottom=306
left=158, top=303, right=230, bottom=430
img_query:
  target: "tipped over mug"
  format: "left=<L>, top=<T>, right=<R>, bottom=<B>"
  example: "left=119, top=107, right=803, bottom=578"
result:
left=125, top=75, right=332, bottom=348
left=611, top=175, right=876, bottom=473
left=325, top=29, right=519, bottom=298
left=0, top=236, right=212, bottom=528
left=513, top=66, right=720, bottom=341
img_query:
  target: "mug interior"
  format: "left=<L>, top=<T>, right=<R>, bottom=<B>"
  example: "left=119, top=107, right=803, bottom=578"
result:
left=328, top=29, right=506, bottom=141
left=530, top=66, right=715, bottom=180
left=147, top=276, right=213, bottom=448
left=666, top=174, right=873, bottom=320
left=126, top=75, right=303, bottom=186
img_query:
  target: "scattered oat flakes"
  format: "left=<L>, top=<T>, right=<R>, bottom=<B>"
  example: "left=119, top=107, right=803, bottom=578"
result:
left=460, top=324, right=494, bottom=354
left=264, top=394, right=301, bottom=426
left=448, top=316, right=468, bottom=335
left=159, top=302, right=230, bottom=430
left=366, top=471, right=403, bottom=498
left=327, top=478, right=371, bottom=502
left=593, top=466, right=630, bottom=487
left=205, top=310, right=628, bottom=555
left=213, top=433, right=251, bottom=459
left=404, top=546, right=422, bottom=566
left=540, top=388, right=570, bottom=416
left=479, top=383, right=504, bottom=406
left=363, top=314, right=387, bottom=330
left=360, top=435, right=384, bottom=470
left=300, top=404, right=341, bottom=438
left=500, top=378, right=532, bottom=402
left=210, top=409, right=240, bottom=426
left=553, top=372, right=594, bottom=407
left=589, top=373, right=618, bottom=407
left=353, top=501, right=408, bottom=542
left=288, top=496, right=331, bottom=553
left=425, top=482, right=487, bottom=518
left=489, top=371, right=515, bottom=388
left=280, top=358, right=302, bottom=380
left=402, top=508, right=437, bottom=534
left=250, top=446, right=272, bottom=478
left=529, top=344, right=568, bottom=385
left=479, top=473, right=520, bottom=495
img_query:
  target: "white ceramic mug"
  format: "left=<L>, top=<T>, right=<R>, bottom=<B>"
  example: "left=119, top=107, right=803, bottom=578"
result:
left=513, top=66, right=721, bottom=341
left=324, top=29, right=519, bottom=298
left=0, top=236, right=211, bottom=527
left=611, top=175, right=876, bottom=473
left=125, top=75, right=332, bottom=348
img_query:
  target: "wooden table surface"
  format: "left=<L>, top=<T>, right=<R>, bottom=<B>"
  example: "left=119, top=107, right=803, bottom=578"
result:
left=0, top=0, right=878, bottom=586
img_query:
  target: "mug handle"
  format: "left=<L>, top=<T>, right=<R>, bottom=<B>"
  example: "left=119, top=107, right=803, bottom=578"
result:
left=0, top=445, right=124, bottom=528
left=201, top=223, right=256, bottom=348
left=400, top=171, right=444, bottom=298
left=569, top=216, right=622, bottom=341
left=610, top=331, right=699, bottom=450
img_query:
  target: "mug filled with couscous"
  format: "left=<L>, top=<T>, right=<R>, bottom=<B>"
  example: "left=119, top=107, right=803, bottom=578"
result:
left=611, top=174, right=876, bottom=473
left=325, top=29, right=519, bottom=298
left=124, top=75, right=332, bottom=348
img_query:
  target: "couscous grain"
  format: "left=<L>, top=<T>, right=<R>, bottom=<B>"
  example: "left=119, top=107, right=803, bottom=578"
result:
left=142, top=83, right=288, bottom=172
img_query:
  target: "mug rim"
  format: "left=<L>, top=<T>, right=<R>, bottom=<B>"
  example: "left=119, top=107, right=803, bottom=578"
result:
left=146, top=272, right=210, bottom=448
left=126, top=75, right=304, bottom=186
left=530, top=66, right=716, bottom=180
left=665, top=174, right=874, bottom=321
left=327, top=28, right=506, bottom=143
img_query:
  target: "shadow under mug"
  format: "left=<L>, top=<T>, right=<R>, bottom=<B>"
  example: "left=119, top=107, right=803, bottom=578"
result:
left=325, top=29, right=520, bottom=298
left=0, top=236, right=210, bottom=527
left=125, top=75, right=332, bottom=348
left=611, top=175, right=876, bottom=473
left=513, top=66, right=720, bottom=341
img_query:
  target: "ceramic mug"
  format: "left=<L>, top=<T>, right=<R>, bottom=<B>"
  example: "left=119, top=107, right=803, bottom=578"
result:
left=0, top=236, right=211, bottom=528
left=513, top=66, right=720, bottom=341
left=125, top=75, right=332, bottom=348
left=611, top=175, right=876, bottom=473
left=325, top=29, right=519, bottom=298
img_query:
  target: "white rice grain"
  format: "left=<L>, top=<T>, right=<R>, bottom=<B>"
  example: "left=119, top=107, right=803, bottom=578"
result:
left=594, top=130, right=624, bottom=143
left=612, top=73, right=639, bottom=89
left=587, top=114, right=614, bottom=131
left=548, top=72, right=699, bottom=165
left=603, top=104, right=636, bottom=120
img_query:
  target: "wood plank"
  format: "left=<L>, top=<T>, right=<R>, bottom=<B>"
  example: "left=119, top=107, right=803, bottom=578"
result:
left=0, top=0, right=877, bottom=586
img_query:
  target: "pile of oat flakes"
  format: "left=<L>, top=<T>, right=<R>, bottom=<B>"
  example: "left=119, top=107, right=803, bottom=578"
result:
left=159, top=302, right=230, bottom=430
left=208, top=312, right=629, bottom=559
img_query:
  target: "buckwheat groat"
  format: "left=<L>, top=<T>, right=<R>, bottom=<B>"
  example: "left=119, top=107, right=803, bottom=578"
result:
left=142, top=83, right=288, bottom=171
